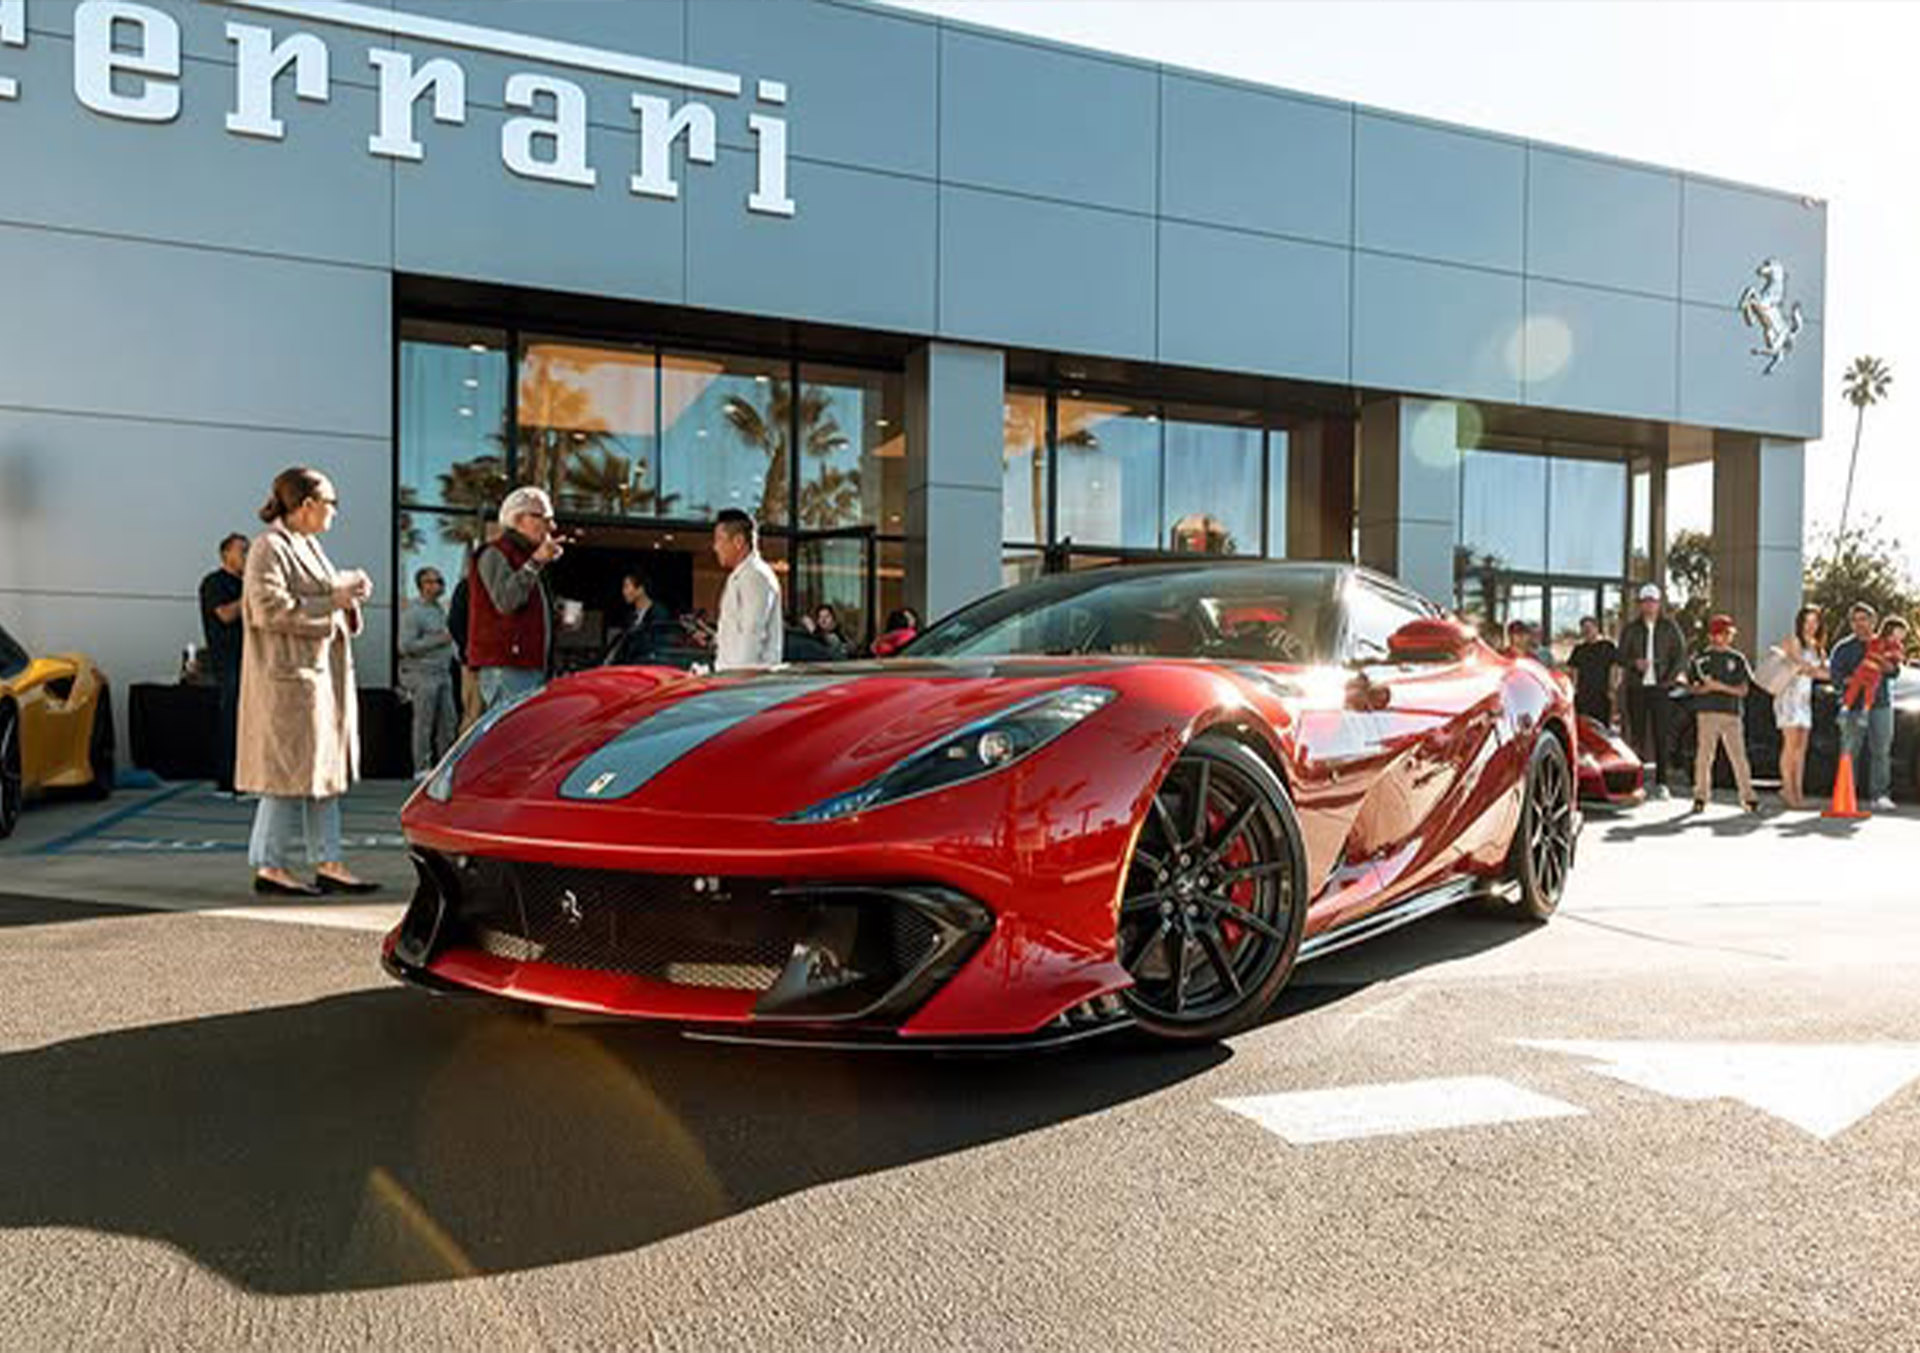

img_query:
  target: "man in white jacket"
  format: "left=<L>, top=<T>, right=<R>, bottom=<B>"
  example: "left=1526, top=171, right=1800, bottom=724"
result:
left=710, top=508, right=784, bottom=671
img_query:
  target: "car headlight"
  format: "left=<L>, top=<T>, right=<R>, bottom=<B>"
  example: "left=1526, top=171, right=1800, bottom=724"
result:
left=422, top=687, right=539, bottom=803
left=783, top=685, right=1116, bottom=824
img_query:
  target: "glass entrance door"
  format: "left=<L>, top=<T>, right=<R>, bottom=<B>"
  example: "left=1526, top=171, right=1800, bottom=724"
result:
left=791, top=525, right=876, bottom=655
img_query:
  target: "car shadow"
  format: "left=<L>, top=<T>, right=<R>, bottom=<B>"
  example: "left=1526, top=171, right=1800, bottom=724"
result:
left=0, top=988, right=1228, bottom=1295
left=0, top=892, right=157, bottom=929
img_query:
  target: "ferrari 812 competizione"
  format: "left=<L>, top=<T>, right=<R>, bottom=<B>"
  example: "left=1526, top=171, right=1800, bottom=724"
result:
left=386, top=563, right=1579, bottom=1045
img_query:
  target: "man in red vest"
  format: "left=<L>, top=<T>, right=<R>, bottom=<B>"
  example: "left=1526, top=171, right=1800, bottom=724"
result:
left=467, top=486, right=564, bottom=712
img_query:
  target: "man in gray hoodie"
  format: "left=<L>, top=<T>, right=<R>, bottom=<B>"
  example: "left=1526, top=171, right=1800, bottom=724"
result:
left=397, top=566, right=458, bottom=776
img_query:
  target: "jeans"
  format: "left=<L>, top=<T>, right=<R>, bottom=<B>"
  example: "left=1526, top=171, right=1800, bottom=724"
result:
left=248, top=795, right=343, bottom=871
left=477, top=665, right=543, bottom=713
left=405, top=678, right=458, bottom=774
left=1839, top=704, right=1895, bottom=801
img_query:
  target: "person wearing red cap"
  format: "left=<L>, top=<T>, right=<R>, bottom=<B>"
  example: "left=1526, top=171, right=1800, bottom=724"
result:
left=1687, top=614, right=1759, bottom=813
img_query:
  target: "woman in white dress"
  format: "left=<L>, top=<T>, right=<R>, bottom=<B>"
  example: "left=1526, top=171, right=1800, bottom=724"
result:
left=1774, top=605, right=1829, bottom=809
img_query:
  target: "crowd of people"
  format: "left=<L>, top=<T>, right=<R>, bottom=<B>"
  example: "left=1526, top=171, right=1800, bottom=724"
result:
left=197, top=471, right=928, bottom=896
left=1547, top=583, right=1911, bottom=812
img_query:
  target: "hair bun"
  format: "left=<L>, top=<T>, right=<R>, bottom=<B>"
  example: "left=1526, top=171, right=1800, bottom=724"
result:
left=258, top=496, right=282, bottom=523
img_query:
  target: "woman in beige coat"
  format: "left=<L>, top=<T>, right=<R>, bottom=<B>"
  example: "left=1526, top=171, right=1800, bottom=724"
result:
left=238, top=467, right=380, bottom=897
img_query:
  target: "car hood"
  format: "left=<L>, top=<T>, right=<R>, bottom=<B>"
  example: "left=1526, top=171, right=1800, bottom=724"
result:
left=448, top=657, right=1181, bottom=818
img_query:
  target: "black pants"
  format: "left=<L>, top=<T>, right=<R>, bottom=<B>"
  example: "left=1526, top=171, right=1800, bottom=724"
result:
left=1623, top=684, right=1673, bottom=788
left=1574, top=689, right=1611, bottom=725
left=216, top=671, right=241, bottom=793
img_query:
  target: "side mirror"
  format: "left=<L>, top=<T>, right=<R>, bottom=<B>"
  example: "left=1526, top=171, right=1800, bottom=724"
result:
left=1386, top=616, right=1478, bottom=664
left=871, top=628, right=915, bottom=658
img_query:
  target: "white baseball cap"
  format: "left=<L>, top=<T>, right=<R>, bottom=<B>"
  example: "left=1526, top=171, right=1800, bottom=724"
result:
left=1637, top=583, right=1662, bottom=602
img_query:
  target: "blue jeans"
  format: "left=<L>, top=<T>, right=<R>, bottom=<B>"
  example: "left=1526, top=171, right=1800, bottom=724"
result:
left=477, top=665, right=543, bottom=712
left=1838, top=704, right=1895, bottom=802
left=249, top=795, right=344, bottom=871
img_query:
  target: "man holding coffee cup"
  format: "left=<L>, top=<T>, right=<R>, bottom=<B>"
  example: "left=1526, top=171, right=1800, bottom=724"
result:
left=468, top=486, right=566, bottom=712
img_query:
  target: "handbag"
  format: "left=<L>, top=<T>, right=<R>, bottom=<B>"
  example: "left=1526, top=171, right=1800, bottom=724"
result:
left=1753, top=645, right=1794, bottom=697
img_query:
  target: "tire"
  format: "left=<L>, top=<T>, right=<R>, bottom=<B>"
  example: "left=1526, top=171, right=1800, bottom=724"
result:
left=0, top=701, right=20, bottom=840
left=1507, top=731, right=1575, bottom=922
left=82, top=684, right=115, bottom=801
left=1117, top=735, right=1306, bottom=1042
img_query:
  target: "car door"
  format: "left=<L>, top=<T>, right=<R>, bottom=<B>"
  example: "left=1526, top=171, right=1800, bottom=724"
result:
left=1323, top=578, right=1491, bottom=926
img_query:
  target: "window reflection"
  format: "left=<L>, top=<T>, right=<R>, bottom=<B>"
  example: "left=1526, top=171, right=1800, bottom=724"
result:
left=515, top=339, right=658, bottom=518
left=1164, top=408, right=1261, bottom=556
left=1460, top=449, right=1547, bottom=574
left=1267, top=430, right=1289, bottom=558
left=1002, top=390, right=1047, bottom=544
left=1056, top=397, right=1161, bottom=549
left=1548, top=457, right=1627, bottom=577
left=799, top=364, right=905, bottom=532
left=660, top=351, right=790, bottom=525
left=398, top=321, right=509, bottom=519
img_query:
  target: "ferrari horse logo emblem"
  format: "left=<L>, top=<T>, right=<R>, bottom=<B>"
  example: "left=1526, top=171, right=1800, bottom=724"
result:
left=1738, top=258, right=1805, bottom=375
left=560, top=889, right=584, bottom=926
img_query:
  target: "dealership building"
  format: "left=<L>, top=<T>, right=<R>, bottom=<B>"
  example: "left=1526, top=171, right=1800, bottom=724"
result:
left=0, top=0, right=1826, bottom=754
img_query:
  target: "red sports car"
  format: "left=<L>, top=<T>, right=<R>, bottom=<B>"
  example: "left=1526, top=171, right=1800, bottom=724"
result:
left=1575, top=714, right=1647, bottom=808
left=386, top=563, right=1579, bottom=1045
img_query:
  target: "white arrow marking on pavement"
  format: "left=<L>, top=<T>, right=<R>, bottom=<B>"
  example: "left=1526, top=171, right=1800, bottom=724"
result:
left=1516, top=1040, right=1920, bottom=1141
left=1217, top=1076, right=1585, bottom=1145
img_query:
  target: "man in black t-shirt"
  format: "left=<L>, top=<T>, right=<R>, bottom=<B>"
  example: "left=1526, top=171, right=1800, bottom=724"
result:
left=198, top=532, right=248, bottom=794
left=1687, top=613, right=1758, bottom=813
left=1566, top=615, right=1618, bottom=725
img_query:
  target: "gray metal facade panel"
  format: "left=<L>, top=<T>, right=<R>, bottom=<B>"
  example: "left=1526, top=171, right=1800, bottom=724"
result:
left=0, top=35, right=391, bottom=268
left=1681, top=178, right=1826, bottom=322
left=1157, top=73, right=1352, bottom=245
left=1678, top=303, right=1823, bottom=441
left=688, top=149, right=936, bottom=334
left=1353, top=113, right=1525, bottom=273
left=394, top=107, right=685, bottom=305
left=1526, top=146, right=1680, bottom=297
left=938, top=28, right=1158, bottom=215
left=1352, top=253, right=1525, bottom=405
left=0, top=223, right=390, bottom=437
left=938, top=187, right=1156, bottom=361
left=688, top=0, right=937, bottom=173
left=1522, top=279, right=1679, bottom=420
left=0, top=408, right=393, bottom=606
left=1157, top=221, right=1349, bottom=382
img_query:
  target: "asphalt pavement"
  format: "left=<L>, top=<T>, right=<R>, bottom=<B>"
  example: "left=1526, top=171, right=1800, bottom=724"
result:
left=1, top=785, right=1915, bottom=1351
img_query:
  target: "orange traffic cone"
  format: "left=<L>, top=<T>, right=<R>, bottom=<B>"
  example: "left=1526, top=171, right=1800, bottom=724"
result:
left=1824, top=749, right=1871, bottom=820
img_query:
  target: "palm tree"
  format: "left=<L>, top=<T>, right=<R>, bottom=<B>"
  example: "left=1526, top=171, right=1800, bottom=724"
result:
left=1839, top=355, right=1893, bottom=539
left=721, top=380, right=852, bottom=527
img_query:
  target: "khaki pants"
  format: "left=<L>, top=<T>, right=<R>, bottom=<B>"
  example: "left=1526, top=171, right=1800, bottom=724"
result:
left=1693, top=711, right=1755, bottom=805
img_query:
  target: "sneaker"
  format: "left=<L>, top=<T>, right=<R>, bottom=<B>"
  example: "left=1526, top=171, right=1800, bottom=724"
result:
left=1870, top=796, right=1896, bottom=812
left=1650, top=784, right=1672, bottom=801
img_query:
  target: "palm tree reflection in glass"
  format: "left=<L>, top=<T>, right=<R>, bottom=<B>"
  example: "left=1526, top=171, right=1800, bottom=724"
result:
left=720, top=378, right=860, bottom=529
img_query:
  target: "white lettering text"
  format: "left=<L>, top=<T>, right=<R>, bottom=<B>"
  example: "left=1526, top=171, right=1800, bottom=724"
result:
left=0, top=0, right=24, bottom=102
left=367, top=47, right=464, bottom=161
left=502, top=72, right=595, bottom=188
left=73, top=0, right=180, bottom=123
left=226, top=22, right=330, bottom=140
left=629, top=93, right=714, bottom=202
left=747, top=112, right=794, bottom=217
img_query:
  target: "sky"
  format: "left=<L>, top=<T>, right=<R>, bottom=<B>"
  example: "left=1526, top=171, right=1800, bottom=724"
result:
left=884, top=0, right=1920, bottom=571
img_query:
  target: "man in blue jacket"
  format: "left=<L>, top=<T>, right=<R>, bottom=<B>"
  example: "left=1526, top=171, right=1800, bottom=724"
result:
left=1828, top=602, right=1905, bottom=811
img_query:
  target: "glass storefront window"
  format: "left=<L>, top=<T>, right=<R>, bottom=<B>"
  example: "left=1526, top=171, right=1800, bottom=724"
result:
left=1460, top=449, right=1547, bottom=574
left=798, top=364, right=905, bottom=532
left=1055, top=396, right=1162, bottom=550
left=1163, top=407, right=1262, bottom=556
left=660, top=350, right=791, bottom=526
left=792, top=533, right=872, bottom=648
left=1266, top=430, right=1289, bottom=558
left=516, top=338, right=658, bottom=519
left=1002, top=390, right=1047, bottom=544
left=1548, top=456, right=1627, bottom=577
left=398, top=321, right=509, bottom=516
left=1001, top=547, right=1045, bottom=590
left=396, top=511, right=482, bottom=637
left=1629, top=459, right=1653, bottom=582
left=1549, top=585, right=1597, bottom=663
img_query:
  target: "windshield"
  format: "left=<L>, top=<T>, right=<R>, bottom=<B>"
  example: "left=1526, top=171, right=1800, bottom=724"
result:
left=0, top=625, right=27, bottom=681
left=908, top=565, right=1340, bottom=664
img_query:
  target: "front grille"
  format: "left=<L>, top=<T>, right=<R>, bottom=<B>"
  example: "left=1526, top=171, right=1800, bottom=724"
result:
left=451, top=858, right=806, bottom=991
left=1603, top=768, right=1642, bottom=795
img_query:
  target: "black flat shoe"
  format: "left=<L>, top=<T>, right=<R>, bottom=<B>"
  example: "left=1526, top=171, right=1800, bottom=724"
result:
left=254, top=875, right=323, bottom=898
left=315, top=874, right=381, bottom=896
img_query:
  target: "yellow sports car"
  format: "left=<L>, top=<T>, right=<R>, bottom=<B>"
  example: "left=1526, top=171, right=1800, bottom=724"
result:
left=0, top=621, right=115, bottom=838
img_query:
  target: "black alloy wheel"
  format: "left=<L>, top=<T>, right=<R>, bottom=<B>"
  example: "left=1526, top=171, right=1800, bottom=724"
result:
left=1509, top=732, right=1574, bottom=921
left=82, top=685, right=115, bottom=801
left=1118, top=736, right=1305, bottom=1042
left=0, top=702, right=20, bottom=840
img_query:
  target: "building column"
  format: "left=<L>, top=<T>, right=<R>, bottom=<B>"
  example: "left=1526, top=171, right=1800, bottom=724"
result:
left=1285, top=415, right=1356, bottom=562
left=1711, top=431, right=1804, bottom=646
left=905, top=342, right=1005, bottom=624
left=1356, top=397, right=1459, bottom=604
